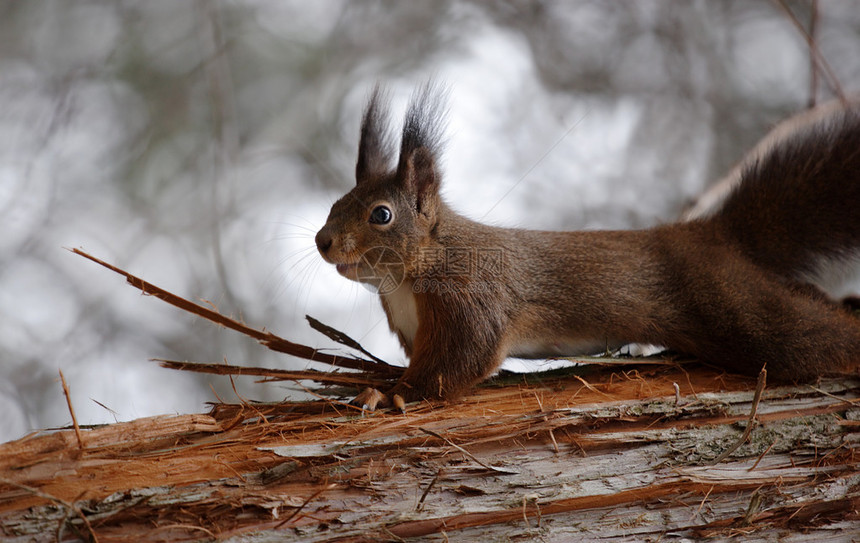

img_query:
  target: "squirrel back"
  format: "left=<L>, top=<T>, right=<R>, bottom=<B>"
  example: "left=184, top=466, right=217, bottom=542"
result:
left=316, top=84, right=860, bottom=406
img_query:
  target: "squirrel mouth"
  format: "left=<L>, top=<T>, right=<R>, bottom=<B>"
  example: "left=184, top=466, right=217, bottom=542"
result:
left=336, top=262, right=360, bottom=276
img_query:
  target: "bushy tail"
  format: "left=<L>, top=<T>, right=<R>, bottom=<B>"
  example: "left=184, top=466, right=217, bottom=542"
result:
left=710, top=104, right=860, bottom=282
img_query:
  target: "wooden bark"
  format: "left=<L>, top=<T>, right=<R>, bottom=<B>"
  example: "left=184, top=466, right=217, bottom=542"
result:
left=1, top=364, right=858, bottom=542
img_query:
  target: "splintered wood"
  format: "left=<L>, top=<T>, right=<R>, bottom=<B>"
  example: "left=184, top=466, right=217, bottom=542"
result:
left=1, top=367, right=858, bottom=542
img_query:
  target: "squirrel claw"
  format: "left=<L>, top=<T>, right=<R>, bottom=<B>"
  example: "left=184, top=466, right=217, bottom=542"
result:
left=351, top=387, right=389, bottom=412
left=392, top=394, right=406, bottom=413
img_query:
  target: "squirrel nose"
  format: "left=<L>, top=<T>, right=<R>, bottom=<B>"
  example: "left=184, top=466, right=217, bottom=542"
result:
left=315, top=229, right=333, bottom=255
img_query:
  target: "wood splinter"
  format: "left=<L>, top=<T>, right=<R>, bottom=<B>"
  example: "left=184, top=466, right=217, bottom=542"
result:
left=59, top=370, right=84, bottom=450
left=711, top=366, right=767, bottom=465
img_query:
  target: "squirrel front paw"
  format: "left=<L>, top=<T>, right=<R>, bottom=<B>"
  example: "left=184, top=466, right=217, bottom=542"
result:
left=350, top=387, right=409, bottom=413
left=351, top=387, right=390, bottom=411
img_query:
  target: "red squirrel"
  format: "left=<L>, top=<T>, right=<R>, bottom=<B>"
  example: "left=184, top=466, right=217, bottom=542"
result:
left=315, top=83, right=860, bottom=409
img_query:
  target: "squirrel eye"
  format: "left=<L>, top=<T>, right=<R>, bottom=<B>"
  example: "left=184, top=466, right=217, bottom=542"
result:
left=369, top=205, right=392, bottom=225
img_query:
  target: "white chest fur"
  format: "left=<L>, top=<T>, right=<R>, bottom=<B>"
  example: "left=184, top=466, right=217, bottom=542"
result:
left=381, top=283, right=419, bottom=351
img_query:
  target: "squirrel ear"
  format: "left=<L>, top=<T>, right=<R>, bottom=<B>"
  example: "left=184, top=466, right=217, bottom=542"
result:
left=396, top=81, right=447, bottom=211
left=402, top=146, right=439, bottom=213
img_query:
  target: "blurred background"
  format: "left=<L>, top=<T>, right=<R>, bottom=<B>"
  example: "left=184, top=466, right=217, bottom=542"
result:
left=2, top=0, right=860, bottom=443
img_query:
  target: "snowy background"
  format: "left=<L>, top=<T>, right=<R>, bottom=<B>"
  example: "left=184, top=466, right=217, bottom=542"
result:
left=3, top=1, right=860, bottom=443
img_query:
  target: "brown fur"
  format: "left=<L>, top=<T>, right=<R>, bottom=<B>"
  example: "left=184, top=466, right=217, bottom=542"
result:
left=315, top=83, right=860, bottom=404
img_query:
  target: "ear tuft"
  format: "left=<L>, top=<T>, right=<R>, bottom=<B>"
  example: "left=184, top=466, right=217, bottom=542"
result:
left=356, top=85, right=395, bottom=183
left=396, top=81, right=448, bottom=179
left=396, top=81, right=448, bottom=212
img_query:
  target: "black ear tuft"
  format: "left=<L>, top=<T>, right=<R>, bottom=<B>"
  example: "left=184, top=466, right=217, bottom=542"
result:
left=356, top=85, right=395, bottom=183
left=397, top=81, right=449, bottom=185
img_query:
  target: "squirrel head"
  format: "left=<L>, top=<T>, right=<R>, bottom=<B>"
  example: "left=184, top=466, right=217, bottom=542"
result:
left=316, top=83, right=448, bottom=288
